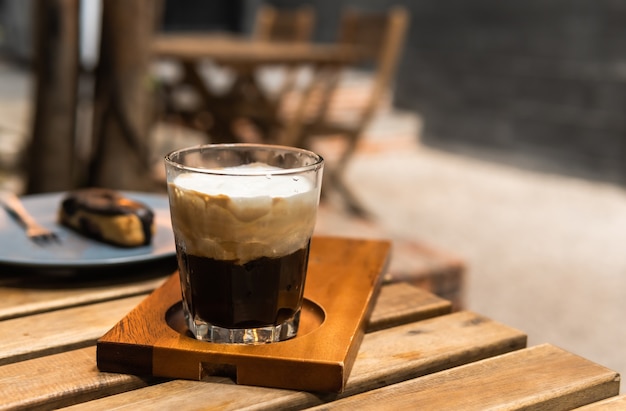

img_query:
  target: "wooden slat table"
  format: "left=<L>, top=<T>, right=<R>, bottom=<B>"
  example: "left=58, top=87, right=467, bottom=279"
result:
left=152, top=33, right=365, bottom=145
left=0, top=236, right=620, bottom=410
left=152, top=33, right=364, bottom=66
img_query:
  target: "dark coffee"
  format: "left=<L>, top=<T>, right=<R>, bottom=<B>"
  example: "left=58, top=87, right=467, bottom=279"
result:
left=177, top=243, right=310, bottom=329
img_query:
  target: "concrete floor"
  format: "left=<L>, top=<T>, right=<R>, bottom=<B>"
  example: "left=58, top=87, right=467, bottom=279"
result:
left=345, top=112, right=626, bottom=394
left=1, top=61, right=624, bottom=393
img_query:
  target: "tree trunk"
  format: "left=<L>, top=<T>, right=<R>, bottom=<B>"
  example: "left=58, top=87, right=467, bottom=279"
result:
left=26, top=0, right=79, bottom=194
left=88, top=0, right=161, bottom=191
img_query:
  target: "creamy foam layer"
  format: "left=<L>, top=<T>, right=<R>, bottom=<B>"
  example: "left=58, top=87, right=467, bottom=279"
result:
left=168, top=166, right=319, bottom=264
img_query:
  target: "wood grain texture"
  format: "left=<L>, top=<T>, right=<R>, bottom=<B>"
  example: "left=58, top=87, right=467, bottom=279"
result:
left=0, top=282, right=446, bottom=410
left=62, top=310, right=527, bottom=410
left=0, top=295, right=147, bottom=366
left=97, top=237, right=393, bottom=392
left=1, top=234, right=618, bottom=410
left=0, top=273, right=167, bottom=321
left=342, top=310, right=527, bottom=397
left=575, top=394, right=626, bottom=409
left=367, top=281, right=451, bottom=331
left=309, top=344, right=620, bottom=411
left=0, top=346, right=158, bottom=411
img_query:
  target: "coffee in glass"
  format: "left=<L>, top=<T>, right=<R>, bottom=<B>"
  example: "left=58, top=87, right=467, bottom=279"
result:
left=164, top=144, right=323, bottom=344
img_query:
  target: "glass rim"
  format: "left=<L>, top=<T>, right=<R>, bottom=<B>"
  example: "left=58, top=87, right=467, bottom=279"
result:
left=164, top=143, right=324, bottom=176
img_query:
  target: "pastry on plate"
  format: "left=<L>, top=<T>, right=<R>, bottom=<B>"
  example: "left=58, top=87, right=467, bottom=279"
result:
left=58, top=188, right=155, bottom=247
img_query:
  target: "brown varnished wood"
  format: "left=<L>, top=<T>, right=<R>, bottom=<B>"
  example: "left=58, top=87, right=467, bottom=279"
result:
left=97, top=236, right=392, bottom=392
left=1, top=235, right=619, bottom=409
left=60, top=310, right=527, bottom=410
left=20, top=305, right=526, bottom=410
left=308, top=344, right=620, bottom=411
left=0, top=276, right=440, bottom=371
left=1, top=280, right=454, bottom=409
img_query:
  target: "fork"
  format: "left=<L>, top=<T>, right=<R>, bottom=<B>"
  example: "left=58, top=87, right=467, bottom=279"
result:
left=0, top=191, right=61, bottom=245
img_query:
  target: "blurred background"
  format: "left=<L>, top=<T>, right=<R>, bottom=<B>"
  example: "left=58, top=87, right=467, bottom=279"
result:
left=0, top=0, right=625, bottom=392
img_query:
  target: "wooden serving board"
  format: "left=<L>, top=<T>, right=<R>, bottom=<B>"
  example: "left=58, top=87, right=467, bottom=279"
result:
left=97, top=236, right=391, bottom=393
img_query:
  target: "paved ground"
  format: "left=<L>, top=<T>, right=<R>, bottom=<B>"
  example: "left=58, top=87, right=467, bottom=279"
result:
left=1, top=61, right=625, bottom=392
left=345, top=111, right=626, bottom=394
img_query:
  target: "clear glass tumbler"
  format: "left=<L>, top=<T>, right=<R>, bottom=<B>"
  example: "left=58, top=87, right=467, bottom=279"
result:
left=164, top=144, right=323, bottom=344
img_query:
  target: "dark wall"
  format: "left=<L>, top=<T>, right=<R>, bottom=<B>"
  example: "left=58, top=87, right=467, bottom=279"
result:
left=161, top=0, right=244, bottom=32
left=393, top=1, right=626, bottom=183
left=266, top=0, right=399, bottom=42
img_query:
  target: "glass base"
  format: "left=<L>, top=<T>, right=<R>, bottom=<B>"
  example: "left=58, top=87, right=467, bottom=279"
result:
left=186, top=310, right=301, bottom=344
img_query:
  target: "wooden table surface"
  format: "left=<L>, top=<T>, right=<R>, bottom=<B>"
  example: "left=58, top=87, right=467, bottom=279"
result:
left=152, top=33, right=363, bottom=146
left=152, top=33, right=365, bottom=66
left=0, top=236, right=621, bottom=410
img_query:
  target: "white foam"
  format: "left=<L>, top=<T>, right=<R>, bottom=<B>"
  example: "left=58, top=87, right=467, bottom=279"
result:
left=173, top=164, right=314, bottom=199
left=168, top=165, right=320, bottom=264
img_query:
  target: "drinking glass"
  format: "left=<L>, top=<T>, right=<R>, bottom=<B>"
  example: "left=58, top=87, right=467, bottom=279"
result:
left=164, top=143, right=323, bottom=344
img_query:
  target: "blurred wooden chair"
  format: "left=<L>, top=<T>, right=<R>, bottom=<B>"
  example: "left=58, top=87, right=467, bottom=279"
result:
left=230, top=5, right=316, bottom=104
left=287, top=6, right=409, bottom=216
left=253, top=4, right=316, bottom=100
left=156, top=5, right=317, bottom=143
left=253, top=4, right=315, bottom=43
left=227, top=5, right=317, bottom=141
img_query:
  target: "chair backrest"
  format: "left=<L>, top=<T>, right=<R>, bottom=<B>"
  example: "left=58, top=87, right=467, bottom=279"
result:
left=335, top=6, right=409, bottom=126
left=280, top=7, right=409, bottom=149
left=253, top=5, right=316, bottom=43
